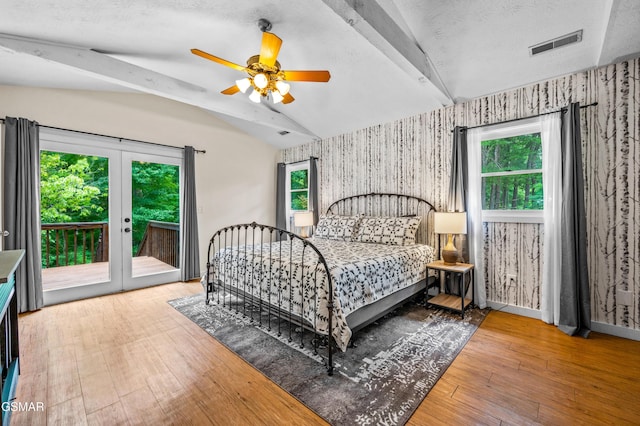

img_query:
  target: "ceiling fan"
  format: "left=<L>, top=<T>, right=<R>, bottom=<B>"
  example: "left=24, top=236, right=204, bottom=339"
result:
left=192, top=19, right=331, bottom=105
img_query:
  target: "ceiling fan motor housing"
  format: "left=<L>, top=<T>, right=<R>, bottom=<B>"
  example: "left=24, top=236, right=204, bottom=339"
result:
left=257, top=18, right=272, bottom=33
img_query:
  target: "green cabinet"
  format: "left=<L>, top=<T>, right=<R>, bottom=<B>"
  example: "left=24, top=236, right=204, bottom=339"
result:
left=0, top=250, right=24, bottom=426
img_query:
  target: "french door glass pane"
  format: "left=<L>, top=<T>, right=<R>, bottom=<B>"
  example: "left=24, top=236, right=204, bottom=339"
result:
left=40, top=151, right=110, bottom=290
left=131, top=161, right=180, bottom=277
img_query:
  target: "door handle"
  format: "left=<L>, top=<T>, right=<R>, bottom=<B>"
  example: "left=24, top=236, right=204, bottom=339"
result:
left=124, top=228, right=131, bottom=233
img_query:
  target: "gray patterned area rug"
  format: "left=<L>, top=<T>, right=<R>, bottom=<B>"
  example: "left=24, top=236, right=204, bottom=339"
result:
left=169, top=293, right=486, bottom=425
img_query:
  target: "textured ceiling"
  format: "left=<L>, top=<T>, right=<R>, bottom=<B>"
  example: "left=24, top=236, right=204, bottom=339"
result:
left=1, top=0, right=639, bottom=149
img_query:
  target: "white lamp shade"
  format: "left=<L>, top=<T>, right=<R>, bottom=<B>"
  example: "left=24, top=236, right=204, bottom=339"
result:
left=272, top=90, right=284, bottom=104
left=434, top=212, right=467, bottom=234
left=275, top=80, right=290, bottom=95
left=248, top=88, right=262, bottom=103
left=253, top=73, right=268, bottom=89
left=235, top=78, right=251, bottom=93
left=294, top=211, right=314, bottom=227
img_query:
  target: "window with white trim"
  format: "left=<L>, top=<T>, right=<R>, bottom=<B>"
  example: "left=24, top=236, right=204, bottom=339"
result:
left=285, top=161, right=309, bottom=229
left=479, top=119, right=544, bottom=223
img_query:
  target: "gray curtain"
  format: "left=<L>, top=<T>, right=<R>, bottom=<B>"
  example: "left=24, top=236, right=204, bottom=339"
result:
left=448, top=127, right=468, bottom=213
left=309, top=157, right=319, bottom=226
left=3, top=117, right=43, bottom=312
left=180, top=146, right=200, bottom=281
left=446, top=126, right=469, bottom=295
left=276, top=162, right=287, bottom=230
left=448, top=126, right=469, bottom=261
left=558, top=103, right=591, bottom=337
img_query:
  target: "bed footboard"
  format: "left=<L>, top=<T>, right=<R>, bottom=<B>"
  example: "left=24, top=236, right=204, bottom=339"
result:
left=205, top=222, right=336, bottom=375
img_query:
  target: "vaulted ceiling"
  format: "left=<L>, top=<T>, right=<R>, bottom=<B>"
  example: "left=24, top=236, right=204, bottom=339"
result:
left=1, top=0, right=639, bottom=149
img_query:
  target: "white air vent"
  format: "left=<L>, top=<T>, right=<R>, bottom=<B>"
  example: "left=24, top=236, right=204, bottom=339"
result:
left=529, top=30, right=583, bottom=56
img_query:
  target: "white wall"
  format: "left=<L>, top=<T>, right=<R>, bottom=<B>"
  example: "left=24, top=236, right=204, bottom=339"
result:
left=0, top=84, right=278, bottom=273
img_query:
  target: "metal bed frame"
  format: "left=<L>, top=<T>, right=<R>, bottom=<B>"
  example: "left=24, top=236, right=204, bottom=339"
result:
left=204, top=193, right=437, bottom=376
left=205, top=223, right=336, bottom=372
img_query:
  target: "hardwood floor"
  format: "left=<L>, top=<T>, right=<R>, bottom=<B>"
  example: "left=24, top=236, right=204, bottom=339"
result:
left=12, top=282, right=640, bottom=425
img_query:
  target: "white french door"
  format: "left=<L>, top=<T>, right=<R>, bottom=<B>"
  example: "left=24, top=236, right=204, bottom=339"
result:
left=121, top=151, right=181, bottom=291
left=40, top=129, right=182, bottom=305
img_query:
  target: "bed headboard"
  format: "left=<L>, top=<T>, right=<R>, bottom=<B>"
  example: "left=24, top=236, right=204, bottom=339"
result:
left=325, top=192, right=437, bottom=248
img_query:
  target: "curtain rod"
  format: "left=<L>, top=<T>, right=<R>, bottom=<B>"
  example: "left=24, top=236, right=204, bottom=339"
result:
left=453, top=102, right=598, bottom=133
left=282, top=157, right=319, bottom=166
left=0, top=118, right=206, bottom=154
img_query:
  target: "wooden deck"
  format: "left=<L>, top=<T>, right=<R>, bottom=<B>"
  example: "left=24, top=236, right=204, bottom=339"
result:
left=41, top=256, right=178, bottom=291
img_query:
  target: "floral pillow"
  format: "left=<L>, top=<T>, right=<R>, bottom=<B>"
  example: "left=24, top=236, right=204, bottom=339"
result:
left=314, top=214, right=363, bottom=241
left=354, top=216, right=421, bottom=246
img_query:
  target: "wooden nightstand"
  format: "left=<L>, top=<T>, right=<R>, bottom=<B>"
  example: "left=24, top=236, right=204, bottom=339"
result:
left=425, top=260, right=474, bottom=318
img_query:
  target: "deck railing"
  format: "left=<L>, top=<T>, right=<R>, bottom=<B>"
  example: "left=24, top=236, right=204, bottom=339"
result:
left=41, top=220, right=179, bottom=269
left=41, top=222, right=109, bottom=268
left=136, top=221, right=180, bottom=268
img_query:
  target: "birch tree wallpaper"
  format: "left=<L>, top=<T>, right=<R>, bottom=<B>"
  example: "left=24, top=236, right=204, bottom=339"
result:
left=281, top=57, right=639, bottom=333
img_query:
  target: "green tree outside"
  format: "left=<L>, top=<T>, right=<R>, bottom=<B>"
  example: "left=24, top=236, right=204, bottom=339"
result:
left=290, top=169, right=308, bottom=210
left=481, top=133, right=543, bottom=210
left=131, top=161, right=179, bottom=255
left=40, top=152, right=108, bottom=224
left=40, top=152, right=179, bottom=267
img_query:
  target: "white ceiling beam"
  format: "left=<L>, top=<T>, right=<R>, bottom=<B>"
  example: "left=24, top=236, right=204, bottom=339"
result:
left=0, top=33, right=317, bottom=138
left=321, top=0, right=452, bottom=105
left=596, top=0, right=616, bottom=66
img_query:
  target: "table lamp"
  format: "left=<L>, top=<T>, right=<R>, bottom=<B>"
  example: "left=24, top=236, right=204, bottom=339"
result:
left=294, top=211, right=314, bottom=238
left=434, top=212, right=467, bottom=265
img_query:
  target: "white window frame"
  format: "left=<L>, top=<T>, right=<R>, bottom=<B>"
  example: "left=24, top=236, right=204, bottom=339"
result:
left=285, top=161, right=310, bottom=230
left=478, top=117, right=544, bottom=224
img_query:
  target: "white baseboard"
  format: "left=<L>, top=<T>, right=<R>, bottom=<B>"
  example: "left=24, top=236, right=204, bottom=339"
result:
left=591, top=321, right=640, bottom=341
left=485, top=302, right=640, bottom=341
left=486, top=301, right=541, bottom=320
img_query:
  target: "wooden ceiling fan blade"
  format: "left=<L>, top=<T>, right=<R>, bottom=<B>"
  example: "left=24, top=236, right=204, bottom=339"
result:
left=191, top=49, right=247, bottom=72
left=282, top=93, right=295, bottom=104
left=259, top=32, right=282, bottom=68
left=221, top=85, right=240, bottom=95
left=282, top=70, right=331, bottom=82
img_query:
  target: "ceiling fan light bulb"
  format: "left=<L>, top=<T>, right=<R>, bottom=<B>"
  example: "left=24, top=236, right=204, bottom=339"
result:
left=254, top=73, right=268, bottom=89
left=275, top=80, right=290, bottom=95
left=235, top=78, right=251, bottom=93
left=272, top=90, right=284, bottom=104
left=249, top=88, right=262, bottom=103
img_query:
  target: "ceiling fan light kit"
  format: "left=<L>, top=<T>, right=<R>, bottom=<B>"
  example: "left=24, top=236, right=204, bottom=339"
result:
left=192, top=18, right=330, bottom=105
